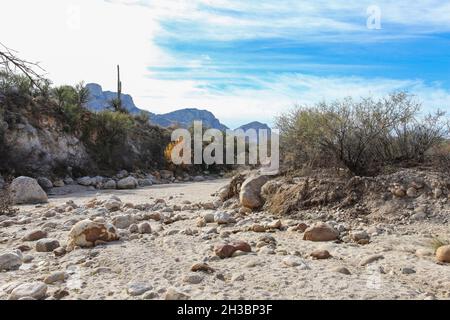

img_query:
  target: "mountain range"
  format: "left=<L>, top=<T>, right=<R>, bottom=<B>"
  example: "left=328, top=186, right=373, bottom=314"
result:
left=85, top=83, right=270, bottom=132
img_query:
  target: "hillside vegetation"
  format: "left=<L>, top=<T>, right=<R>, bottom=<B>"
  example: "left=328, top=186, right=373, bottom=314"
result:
left=0, top=71, right=170, bottom=178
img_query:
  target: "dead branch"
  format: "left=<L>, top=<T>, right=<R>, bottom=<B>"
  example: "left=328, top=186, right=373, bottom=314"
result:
left=0, top=42, right=46, bottom=89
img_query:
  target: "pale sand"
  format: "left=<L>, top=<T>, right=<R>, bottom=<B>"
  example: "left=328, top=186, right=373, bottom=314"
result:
left=1, top=179, right=449, bottom=300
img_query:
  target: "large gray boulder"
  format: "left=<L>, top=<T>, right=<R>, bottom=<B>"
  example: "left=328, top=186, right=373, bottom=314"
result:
left=37, top=177, right=53, bottom=191
left=9, top=177, right=48, bottom=205
left=0, top=251, right=22, bottom=271
left=239, top=175, right=270, bottom=209
left=117, top=177, right=138, bottom=190
left=77, top=176, right=93, bottom=186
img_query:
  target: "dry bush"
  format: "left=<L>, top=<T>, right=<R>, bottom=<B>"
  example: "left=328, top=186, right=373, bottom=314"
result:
left=276, top=92, right=449, bottom=176
left=0, top=187, right=18, bottom=216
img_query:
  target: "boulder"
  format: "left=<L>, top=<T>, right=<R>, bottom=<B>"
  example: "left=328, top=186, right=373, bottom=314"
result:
left=436, top=245, right=450, bottom=263
left=22, top=229, right=47, bottom=242
left=9, top=176, right=48, bottom=204
left=37, top=177, right=53, bottom=191
left=35, top=238, right=60, bottom=252
left=53, top=179, right=65, bottom=187
left=112, top=214, right=134, bottom=229
left=303, top=222, right=339, bottom=242
left=44, top=271, right=68, bottom=284
left=138, top=222, right=152, bottom=234
left=104, top=198, right=122, bottom=211
left=117, top=177, right=138, bottom=190
left=0, top=251, right=22, bottom=271
left=138, top=178, right=153, bottom=187
left=164, top=288, right=190, bottom=300
left=214, top=211, right=233, bottom=225
left=231, top=241, right=251, bottom=253
left=160, top=170, right=174, bottom=180
left=217, top=184, right=230, bottom=201
left=103, top=180, right=117, bottom=190
left=310, top=249, right=331, bottom=259
left=9, top=282, right=47, bottom=300
left=67, top=219, right=119, bottom=250
left=193, top=176, right=205, bottom=182
left=77, top=176, right=93, bottom=186
left=214, top=244, right=237, bottom=259
left=239, top=175, right=270, bottom=209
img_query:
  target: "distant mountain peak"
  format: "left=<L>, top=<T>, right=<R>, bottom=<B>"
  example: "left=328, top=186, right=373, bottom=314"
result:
left=86, top=83, right=142, bottom=114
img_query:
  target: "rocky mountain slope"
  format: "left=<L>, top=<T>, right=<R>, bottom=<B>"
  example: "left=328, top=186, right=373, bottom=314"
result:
left=85, top=83, right=269, bottom=132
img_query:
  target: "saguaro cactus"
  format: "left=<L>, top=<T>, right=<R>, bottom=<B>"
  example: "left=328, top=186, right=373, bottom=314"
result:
left=117, top=64, right=122, bottom=111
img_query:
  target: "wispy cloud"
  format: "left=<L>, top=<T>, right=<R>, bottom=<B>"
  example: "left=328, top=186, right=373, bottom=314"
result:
left=1, top=0, right=449, bottom=128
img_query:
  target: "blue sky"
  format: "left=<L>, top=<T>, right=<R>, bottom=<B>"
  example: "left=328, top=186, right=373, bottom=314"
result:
left=2, top=0, right=450, bottom=128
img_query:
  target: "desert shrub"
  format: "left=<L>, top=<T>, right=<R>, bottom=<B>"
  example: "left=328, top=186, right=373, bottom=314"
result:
left=276, top=92, right=449, bottom=176
left=82, top=111, right=134, bottom=169
left=134, top=110, right=151, bottom=124
left=52, top=85, right=78, bottom=110
left=0, top=71, right=34, bottom=105
left=0, top=187, right=18, bottom=216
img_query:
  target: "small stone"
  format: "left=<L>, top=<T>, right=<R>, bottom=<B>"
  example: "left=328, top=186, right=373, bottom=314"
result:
left=22, top=255, right=34, bottom=263
left=53, top=288, right=69, bottom=300
left=296, top=223, right=309, bottom=232
left=35, top=238, right=60, bottom=252
left=138, top=222, right=152, bottom=234
left=392, top=187, right=406, bottom=198
left=232, top=250, right=248, bottom=257
left=202, top=213, right=215, bottom=223
left=360, top=254, right=384, bottom=266
left=22, top=229, right=48, bottom=242
left=53, top=247, right=66, bottom=257
left=267, top=220, right=282, bottom=229
left=214, top=212, right=232, bottom=224
left=401, top=267, right=416, bottom=274
left=231, top=240, right=252, bottom=253
left=142, top=291, right=158, bottom=300
left=214, top=244, right=236, bottom=259
left=436, top=245, right=450, bottom=263
left=191, top=263, right=215, bottom=274
left=197, top=218, right=206, bottom=227
left=283, top=256, right=309, bottom=269
left=182, top=274, right=203, bottom=284
left=231, top=273, right=245, bottom=282
left=350, top=230, right=370, bottom=243
left=434, top=188, right=443, bottom=198
left=310, top=249, right=331, bottom=259
left=303, top=222, right=339, bottom=242
left=406, top=187, right=418, bottom=198
left=104, top=199, right=122, bottom=211
left=112, top=214, right=134, bottom=229
left=9, top=282, right=47, bottom=300
left=332, top=267, right=351, bottom=275
left=44, top=271, right=68, bottom=284
left=251, top=224, right=266, bottom=233
left=129, top=224, right=139, bottom=233
left=164, top=288, right=190, bottom=300
left=127, top=282, right=152, bottom=296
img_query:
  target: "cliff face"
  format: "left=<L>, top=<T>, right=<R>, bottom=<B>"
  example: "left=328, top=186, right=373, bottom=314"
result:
left=0, top=103, right=92, bottom=177
left=0, top=99, right=169, bottom=178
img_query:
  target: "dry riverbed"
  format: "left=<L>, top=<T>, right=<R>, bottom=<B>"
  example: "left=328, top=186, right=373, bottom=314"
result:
left=1, top=178, right=449, bottom=300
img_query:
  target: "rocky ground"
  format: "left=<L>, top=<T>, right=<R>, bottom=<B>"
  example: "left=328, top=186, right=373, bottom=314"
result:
left=1, top=172, right=450, bottom=300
